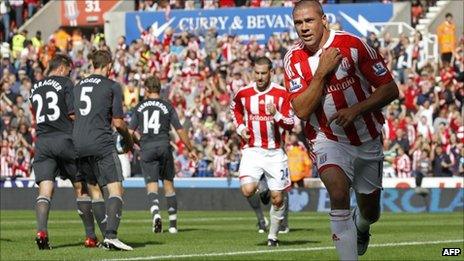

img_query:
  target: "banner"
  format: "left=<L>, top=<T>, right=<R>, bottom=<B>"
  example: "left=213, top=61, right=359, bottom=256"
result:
left=1, top=188, right=462, bottom=212
left=61, top=0, right=119, bottom=27
left=125, top=3, right=393, bottom=44
left=1, top=177, right=462, bottom=189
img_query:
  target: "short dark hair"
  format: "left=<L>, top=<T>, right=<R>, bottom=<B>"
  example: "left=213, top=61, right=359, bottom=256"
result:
left=293, top=0, right=324, bottom=16
left=90, top=50, right=112, bottom=69
left=47, top=54, right=73, bottom=75
left=144, top=76, right=161, bottom=94
left=254, top=56, right=273, bottom=70
left=445, top=13, right=452, bottom=18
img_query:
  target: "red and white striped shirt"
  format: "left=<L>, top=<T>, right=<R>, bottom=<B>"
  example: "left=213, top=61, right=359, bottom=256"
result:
left=230, top=82, right=294, bottom=149
left=396, top=154, right=412, bottom=178
left=284, top=30, right=394, bottom=146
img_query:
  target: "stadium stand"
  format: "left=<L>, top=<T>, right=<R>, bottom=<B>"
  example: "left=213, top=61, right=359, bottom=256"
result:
left=1, top=0, right=463, bottom=181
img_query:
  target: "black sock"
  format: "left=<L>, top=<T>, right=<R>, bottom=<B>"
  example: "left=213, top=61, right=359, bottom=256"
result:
left=105, top=196, right=123, bottom=239
left=281, top=192, right=289, bottom=228
left=77, top=197, right=96, bottom=239
left=92, top=199, right=107, bottom=237
left=36, top=196, right=51, bottom=233
left=247, top=194, right=265, bottom=223
left=166, top=193, right=177, bottom=228
left=147, top=192, right=160, bottom=218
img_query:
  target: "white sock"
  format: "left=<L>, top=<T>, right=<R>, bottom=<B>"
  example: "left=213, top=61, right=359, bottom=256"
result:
left=354, top=207, right=371, bottom=233
left=268, top=203, right=285, bottom=240
left=330, top=209, right=357, bottom=261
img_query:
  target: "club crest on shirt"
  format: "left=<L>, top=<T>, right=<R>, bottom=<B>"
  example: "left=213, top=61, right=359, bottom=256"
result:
left=319, top=153, right=327, bottom=165
left=289, top=78, right=303, bottom=92
left=372, top=62, right=387, bottom=76
left=335, top=57, right=351, bottom=80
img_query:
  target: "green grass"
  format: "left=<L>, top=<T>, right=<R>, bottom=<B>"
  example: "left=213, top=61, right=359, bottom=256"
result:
left=1, top=210, right=463, bottom=260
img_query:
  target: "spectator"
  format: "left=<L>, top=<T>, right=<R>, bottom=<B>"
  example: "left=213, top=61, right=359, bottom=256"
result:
left=411, top=0, right=423, bottom=28
left=458, top=147, right=464, bottom=177
left=391, top=128, right=410, bottom=154
left=396, top=147, right=412, bottom=178
left=1, top=0, right=10, bottom=41
left=412, top=146, right=431, bottom=179
left=10, top=0, right=24, bottom=28
left=25, top=0, right=39, bottom=18
left=286, top=134, right=311, bottom=187
left=431, top=143, right=453, bottom=177
left=437, top=13, right=456, bottom=64
left=366, top=32, right=380, bottom=52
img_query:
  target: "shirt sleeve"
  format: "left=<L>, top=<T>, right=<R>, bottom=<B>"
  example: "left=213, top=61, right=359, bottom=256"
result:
left=170, top=105, right=183, bottom=130
left=283, top=49, right=309, bottom=102
left=274, top=93, right=295, bottom=131
left=230, top=92, right=246, bottom=135
left=128, top=109, right=139, bottom=130
left=112, top=82, right=124, bottom=118
left=356, top=37, right=394, bottom=88
left=64, top=78, right=75, bottom=115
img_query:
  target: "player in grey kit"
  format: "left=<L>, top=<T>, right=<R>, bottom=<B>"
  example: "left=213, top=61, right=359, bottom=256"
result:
left=73, top=50, right=134, bottom=250
left=31, top=54, right=98, bottom=249
left=129, top=76, right=197, bottom=234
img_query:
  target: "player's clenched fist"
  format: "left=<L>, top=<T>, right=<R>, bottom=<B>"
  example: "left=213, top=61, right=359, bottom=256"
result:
left=316, top=48, right=342, bottom=77
left=241, top=129, right=251, bottom=142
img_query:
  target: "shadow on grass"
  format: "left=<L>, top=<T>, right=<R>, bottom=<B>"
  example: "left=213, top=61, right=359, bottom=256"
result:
left=256, top=239, right=320, bottom=246
left=177, top=228, right=202, bottom=233
left=52, top=242, right=87, bottom=249
left=126, top=240, right=163, bottom=248
left=287, top=228, right=315, bottom=233
left=0, top=238, right=13, bottom=242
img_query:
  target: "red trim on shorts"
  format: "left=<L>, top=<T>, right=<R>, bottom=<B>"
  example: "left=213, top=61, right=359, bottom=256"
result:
left=283, top=183, right=292, bottom=192
left=318, top=164, right=346, bottom=175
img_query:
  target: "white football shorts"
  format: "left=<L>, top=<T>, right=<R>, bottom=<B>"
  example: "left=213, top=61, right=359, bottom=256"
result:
left=313, top=136, right=384, bottom=194
left=239, top=147, right=291, bottom=191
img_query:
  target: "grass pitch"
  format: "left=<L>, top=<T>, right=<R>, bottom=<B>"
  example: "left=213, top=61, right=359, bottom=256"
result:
left=1, top=210, right=463, bottom=260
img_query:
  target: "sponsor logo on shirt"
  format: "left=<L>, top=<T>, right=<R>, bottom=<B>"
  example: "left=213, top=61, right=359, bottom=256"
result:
left=248, top=114, right=274, bottom=122
left=289, top=78, right=303, bottom=92
left=326, top=76, right=355, bottom=93
left=372, top=62, right=387, bottom=76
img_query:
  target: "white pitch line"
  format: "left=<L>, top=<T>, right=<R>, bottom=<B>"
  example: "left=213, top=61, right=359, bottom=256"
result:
left=103, top=239, right=464, bottom=261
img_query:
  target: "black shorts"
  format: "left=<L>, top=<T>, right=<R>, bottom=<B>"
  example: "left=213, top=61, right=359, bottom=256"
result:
left=33, top=134, right=81, bottom=184
left=77, top=150, right=124, bottom=187
left=140, top=145, right=175, bottom=183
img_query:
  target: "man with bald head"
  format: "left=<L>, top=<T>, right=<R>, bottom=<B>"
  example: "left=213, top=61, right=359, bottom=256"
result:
left=284, top=0, right=399, bottom=259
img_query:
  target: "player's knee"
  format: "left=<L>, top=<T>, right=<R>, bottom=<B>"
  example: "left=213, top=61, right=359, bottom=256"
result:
left=362, top=209, right=380, bottom=223
left=241, top=186, right=255, bottom=198
left=271, top=193, right=283, bottom=207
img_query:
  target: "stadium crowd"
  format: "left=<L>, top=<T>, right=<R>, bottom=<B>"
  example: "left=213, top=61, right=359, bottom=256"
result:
left=1, top=1, right=463, bottom=182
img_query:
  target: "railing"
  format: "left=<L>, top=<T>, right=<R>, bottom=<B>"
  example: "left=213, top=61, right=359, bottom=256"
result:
left=371, top=22, right=439, bottom=63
